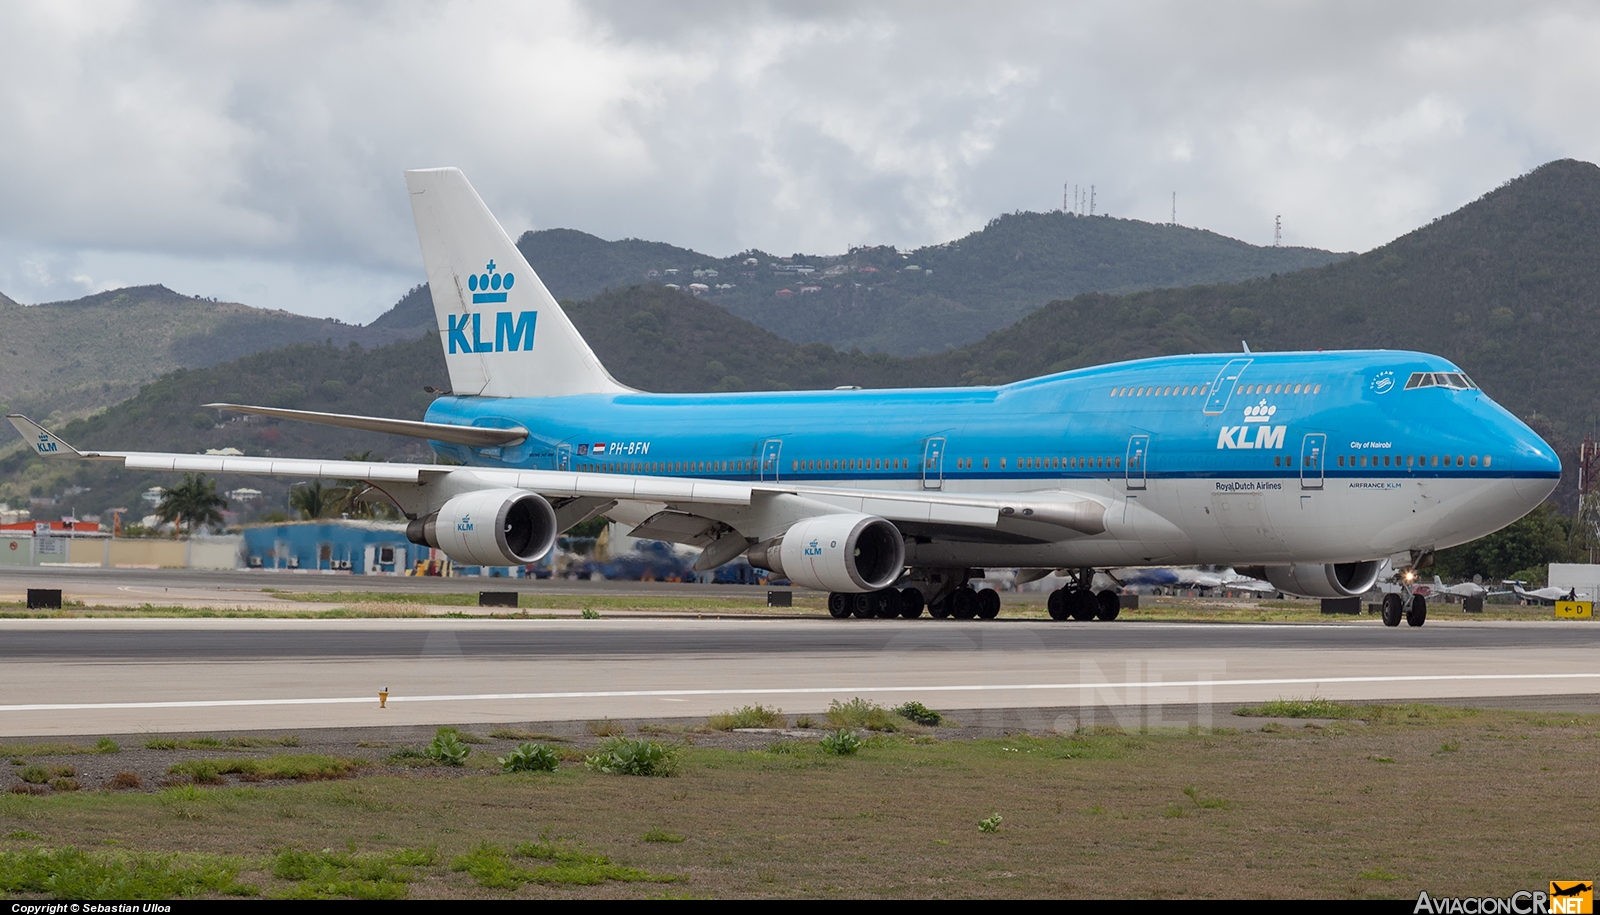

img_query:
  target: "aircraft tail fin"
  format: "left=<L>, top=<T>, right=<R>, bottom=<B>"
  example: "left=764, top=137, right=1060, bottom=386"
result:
left=404, top=167, right=631, bottom=398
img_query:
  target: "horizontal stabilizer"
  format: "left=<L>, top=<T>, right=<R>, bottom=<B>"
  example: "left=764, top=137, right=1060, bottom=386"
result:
left=205, top=404, right=527, bottom=447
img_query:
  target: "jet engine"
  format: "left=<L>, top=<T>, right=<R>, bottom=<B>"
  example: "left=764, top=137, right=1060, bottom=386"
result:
left=1261, top=561, right=1384, bottom=599
left=406, top=488, right=558, bottom=567
left=746, top=513, right=905, bottom=593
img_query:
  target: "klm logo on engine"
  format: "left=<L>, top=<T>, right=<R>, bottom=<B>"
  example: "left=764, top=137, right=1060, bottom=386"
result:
left=1217, top=425, right=1286, bottom=449
left=457, top=514, right=474, bottom=533
left=447, top=259, right=537, bottom=354
left=804, top=539, right=823, bottom=557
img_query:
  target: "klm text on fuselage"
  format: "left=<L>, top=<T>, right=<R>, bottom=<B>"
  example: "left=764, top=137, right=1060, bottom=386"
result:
left=447, top=312, right=537, bottom=354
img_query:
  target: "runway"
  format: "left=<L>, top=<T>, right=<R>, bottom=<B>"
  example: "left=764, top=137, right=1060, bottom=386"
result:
left=2, top=616, right=1596, bottom=736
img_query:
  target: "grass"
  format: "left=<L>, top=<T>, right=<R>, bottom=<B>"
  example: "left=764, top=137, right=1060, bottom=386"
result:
left=451, top=839, right=679, bottom=888
left=488, top=728, right=567, bottom=742
left=1233, top=697, right=1363, bottom=720
left=269, top=846, right=436, bottom=899
left=0, top=705, right=1595, bottom=897
left=0, top=847, right=257, bottom=898
left=706, top=705, right=786, bottom=730
left=0, top=740, right=122, bottom=757
left=145, top=735, right=301, bottom=750
left=166, top=755, right=368, bottom=783
left=825, top=697, right=906, bottom=732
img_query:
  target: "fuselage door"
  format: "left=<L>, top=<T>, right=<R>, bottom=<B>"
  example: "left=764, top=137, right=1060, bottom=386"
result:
left=922, top=437, right=946, bottom=490
left=1204, top=359, right=1253, bottom=415
left=1126, top=434, right=1150, bottom=490
left=557, top=444, right=572, bottom=472
left=1300, top=433, right=1326, bottom=490
left=760, top=439, right=783, bottom=482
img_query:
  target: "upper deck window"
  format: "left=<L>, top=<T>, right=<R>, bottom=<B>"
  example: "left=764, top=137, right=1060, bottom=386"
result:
left=1404, top=371, right=1477, bottom=391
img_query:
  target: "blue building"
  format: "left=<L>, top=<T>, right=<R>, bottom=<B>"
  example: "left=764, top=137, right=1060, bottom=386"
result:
left=241, top=521, right=418, bottom=575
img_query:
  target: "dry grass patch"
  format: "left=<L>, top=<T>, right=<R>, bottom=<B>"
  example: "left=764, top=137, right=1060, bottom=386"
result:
left=0, top=706, right=1593, bottom=897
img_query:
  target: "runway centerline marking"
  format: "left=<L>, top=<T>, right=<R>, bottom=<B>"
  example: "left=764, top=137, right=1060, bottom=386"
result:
left=1, top=672, right=1597, bottom=712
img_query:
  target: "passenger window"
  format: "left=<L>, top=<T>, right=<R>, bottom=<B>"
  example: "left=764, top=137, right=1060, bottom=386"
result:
left=1484, top=456, right=1492, bottom=467
left=1001, top=458, right=1007, bottom=469
left=1470, top=455, right=1479, bottom=467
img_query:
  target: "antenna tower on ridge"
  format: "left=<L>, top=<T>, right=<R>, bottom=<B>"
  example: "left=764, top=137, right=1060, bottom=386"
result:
left=1274, top=215, right=1282, bottom=247
left=1171, top=192, right=1176, bottom=226
left=1090, top=185, right=1096, bottom=216
left=1063, top=182, right=1069, bottom=212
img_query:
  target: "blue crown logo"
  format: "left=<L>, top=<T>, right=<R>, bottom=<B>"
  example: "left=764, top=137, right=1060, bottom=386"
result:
left=468, top=260, right=515, bottom=304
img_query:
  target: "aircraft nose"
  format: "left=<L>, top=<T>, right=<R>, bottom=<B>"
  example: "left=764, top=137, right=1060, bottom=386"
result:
left=1512, top=432, right=1561, bottom=504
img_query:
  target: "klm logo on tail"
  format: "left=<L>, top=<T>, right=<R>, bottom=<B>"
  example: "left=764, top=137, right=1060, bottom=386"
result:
left=35, top=432, right=56, bottom=454
left=449, top=260, right=536, bottom=354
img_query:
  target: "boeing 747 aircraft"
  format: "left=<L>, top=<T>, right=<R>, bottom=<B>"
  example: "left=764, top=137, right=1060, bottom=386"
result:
left=8, top=168, right=1562, bottom=627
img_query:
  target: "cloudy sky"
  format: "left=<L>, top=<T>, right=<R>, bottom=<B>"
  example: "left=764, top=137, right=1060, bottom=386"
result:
left=1, top=1, right=1596, bottom=323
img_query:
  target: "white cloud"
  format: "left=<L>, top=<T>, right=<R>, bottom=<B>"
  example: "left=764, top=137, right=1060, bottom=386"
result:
left=1, top=1, right=1598, bottom=317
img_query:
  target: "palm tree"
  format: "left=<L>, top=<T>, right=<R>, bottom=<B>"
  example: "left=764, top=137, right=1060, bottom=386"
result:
left=289, top=480, right=336, bottom=520
left=155, top=473, right=229, bottom=536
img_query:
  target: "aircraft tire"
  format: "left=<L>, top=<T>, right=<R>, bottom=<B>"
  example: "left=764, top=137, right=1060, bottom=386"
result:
left=1381, top=593, right=1403, bottom=627
left=976, top=588, right=1001, bottom=619
left=877, top=588, right=903, bottom=619
left=929, top=597, right=951, bottom=619
left=1095, top=589, right=1121, bottom=621
left=853, top=592, right=878, bottom=619
left=899, top=587, right=925, bottom=618
left=950, top=588, right=979, bottom=619
left=1069, top=588, right=1099, bottom=621
left=1047, top=589, right=1068, bottom=620
left=1407, top=594, right=1427, bottom=627
left=828, top=592, right=851, bottom=619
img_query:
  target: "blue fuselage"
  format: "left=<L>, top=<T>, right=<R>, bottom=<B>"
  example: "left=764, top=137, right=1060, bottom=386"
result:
left=423, top=350, right=1559, bottom=491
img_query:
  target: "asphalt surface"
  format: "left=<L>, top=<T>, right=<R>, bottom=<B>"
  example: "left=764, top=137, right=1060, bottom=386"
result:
left=0, top=615, right=1595, bottom=737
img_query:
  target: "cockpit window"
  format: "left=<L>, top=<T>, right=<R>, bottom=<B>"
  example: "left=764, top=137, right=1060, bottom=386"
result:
left=1404, top=371, right=1477, bottom=391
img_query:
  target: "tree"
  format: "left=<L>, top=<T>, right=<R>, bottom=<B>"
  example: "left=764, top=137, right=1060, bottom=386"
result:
left=289, top=480, right=336, bottom=520
left=155, top=473, right=228, bottom=536
left=328, top=452, right=400, bottom=521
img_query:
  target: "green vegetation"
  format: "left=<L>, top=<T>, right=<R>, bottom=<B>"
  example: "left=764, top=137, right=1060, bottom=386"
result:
left=270, top=846, right=436, bottom=899
left=584, top=738, right=680, bottom=777
left=825, top=697, right=905, bottom=732
left=0, top=706, right=1595, bottom=898
left=0, top=283, right=422, bottom=455
left=978, top=813, right=1002, bottom=833
left=819, top=730, right=862, bottom=756
left=424, top=729, right=471, bottom=767
left=0, top=847, right=257, bottom=898
left=1233, top=698, right=1363, bottom=720
left=497, top=743, right=561, bottom=773
left=706, top=705, right=785, bottom=730
left=894, top=701, right=943, bottom=726
left=450, top=839, right=678, bottom=889
left=167, top=755, right=366, bottom=782
left=145, top=735, right=301, bottom=750
left=516, top=216, right=1345, bottom=356
left=0, top=740, right=120, bottom=757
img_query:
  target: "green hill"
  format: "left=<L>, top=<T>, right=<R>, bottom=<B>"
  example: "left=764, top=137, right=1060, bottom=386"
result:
left=513, top=214, right=1348, bottom=355
left=0, top=284, right=429, bottom=439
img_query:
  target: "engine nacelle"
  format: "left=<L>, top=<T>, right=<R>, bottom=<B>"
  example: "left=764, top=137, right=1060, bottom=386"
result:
left=746, top=514, right=905, bottom=593
left=1263, top=561, right=1384, bottom=599
left=406, top=488, right=558, bottom=566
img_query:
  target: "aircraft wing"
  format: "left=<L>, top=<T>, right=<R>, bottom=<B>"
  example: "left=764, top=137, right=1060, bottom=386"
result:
left=5, top=414, right=1107, bottom=538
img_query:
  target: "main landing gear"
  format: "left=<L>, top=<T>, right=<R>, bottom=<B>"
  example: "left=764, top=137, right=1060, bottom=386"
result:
left=826, top=585, right=1004, bottom=620
left=1046, top=568, right=1121, bottom=621
left=1380, top=591, right=1428, bottom=627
